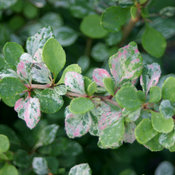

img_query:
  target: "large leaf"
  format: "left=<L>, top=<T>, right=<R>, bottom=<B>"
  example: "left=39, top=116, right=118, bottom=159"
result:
left=65, top=107, right=91, bottom=138
left=140, top=63, right=161, bottom=94
left=14, top=97, right=41, bottom=129
left=42, top=38, right=66, bottom=79
left=26, top=26, right=54, bottom=56
left=0, top=164, right=18, bottom=175
left=109, top=42, right=143, bottom=84
left=141, top=25, right=167, bottom=58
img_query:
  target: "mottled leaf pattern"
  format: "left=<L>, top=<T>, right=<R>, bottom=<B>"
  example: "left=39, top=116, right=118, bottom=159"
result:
left=140, top=63, right=161, bottom=94
left=92, top=68, right=111, bottom=87
left=124, top=122, right=136, bottom=143
left=65, top=72, right=85, bottom=94
left=69, top=163, right=91, bottom=175
left=26, top=26, right=54, bottom=56
left=65, top=107, right=91, bottom=138
left=20, top=53, right=33, bottom=62
left=14, top=97, right=41, bottom=129
left=109, top=42, right=143, bottom=84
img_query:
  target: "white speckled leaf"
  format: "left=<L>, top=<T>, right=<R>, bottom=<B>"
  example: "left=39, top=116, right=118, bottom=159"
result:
left=31, top=63, right=51, bottom=84
left=92, top=68, right=111, bottom=87
left=14, top=97, right=41, bottom=129
left=69, top=163, right=91, bottom=175
left=54, top=85, right=67, bottom=95
left=65, top=72, right=85, bottom=94
left=26, top=26, right=54, bottom=56
left=109, top=41, right=143, bottom=84
left=20, top=53, right=33, bottom=62
left=124, top=122, right=136, bottom=144
left=140, top=63, right=161, bottom=94
left=65, top=107, right=91, bottom=138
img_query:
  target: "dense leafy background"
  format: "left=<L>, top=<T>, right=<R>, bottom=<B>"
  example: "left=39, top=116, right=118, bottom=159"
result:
left=0, top=0, right=175, bottom=174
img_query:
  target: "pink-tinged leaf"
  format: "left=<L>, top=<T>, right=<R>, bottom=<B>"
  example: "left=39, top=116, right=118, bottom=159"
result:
left=140, top=63, right=161, bottom=94
left=65, top=107, right=91, bottom=138
left=17, top=61, right=32, bottom=82
left=31, top=63, right=51, bottom=84
left=65, top=72, right=85, bottom=94
left=98, top=102, right=121, bottom=131
left=123, top=122, right=136, bottom=144
left=14, top=97, right=41, bottom=129
left=92, top=68, right=111, bottom=87
left=109, top=42, right=143, bottom=84
left=33, top=48, right=42, bottom=63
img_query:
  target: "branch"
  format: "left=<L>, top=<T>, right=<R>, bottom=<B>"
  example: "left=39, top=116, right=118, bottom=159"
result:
left=25, top=84, right=51, bottom=89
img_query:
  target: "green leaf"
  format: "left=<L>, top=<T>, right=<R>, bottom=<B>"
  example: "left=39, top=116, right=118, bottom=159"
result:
left=0, top=164, right=18, bottom=175
left=155, top=161, right=174, bottom=175
left=162, top=77, right=175, bottom=103
left=70, top=97, right=94, bottom=114
left=42, top=38, right=66, bottom=79
left=32, top=157, right=48, bottom=175
left=0, top=77, right=27, bottom=98
left=98, top=119, right=125, bottom=149
left=46, top=157, right=59, bottom=174
left=35, top=88, right=64, bottom=113
left=103, top=77, right=115, bottom=96
left=149, top=86, right=161, bottom=103
left=119, top=169, right=136, bottom=175
left=139, top=0, right=147, bottom=4
left=151, top=111, right=174, bottom=133
left=105, top=31, right=122, bottom=46
left=3, top=42, right=24, bottom=68
left=26, top=26, right=54, bottom=56
left=23, top=2, right=38, bottom=19
left=36, top=124, right=59, bottom=147
left=159, top=130, right=175, bottom=148
left=0, top=0, right=17, bottom=10
left=135, top=118, right=158, bottom=144
left=141, top=25, right=167, bottom=58
left=159, top=100, right=174, bottom=119
left=101, top=6, right=130, bottom=32
left=80, top=14, right=108, bottom=39
left=0, top=134, right=10, bottom=154
left=65, top=107, right=91, bottom=138
left=87, top=81, right=97, bottom=96
left=69, top=163, right=91, bottom=175
left=130, top=6, right=137, bottom=20
left=58, top=64, right=81, bottom=84
left=124, top=122, right=136, bottom=144
left=144, top=134, right=164, bottom=152
left=115, top=85, right=142, bottom=111
left=109, top=41, right=143, bottom=84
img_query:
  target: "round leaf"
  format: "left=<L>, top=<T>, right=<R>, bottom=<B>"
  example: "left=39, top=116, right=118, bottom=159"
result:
left=0, top=134, right=10, bottom=154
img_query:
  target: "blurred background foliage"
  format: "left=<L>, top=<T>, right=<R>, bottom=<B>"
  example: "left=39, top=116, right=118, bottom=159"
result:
left=0, top=0, right=175, bottom=174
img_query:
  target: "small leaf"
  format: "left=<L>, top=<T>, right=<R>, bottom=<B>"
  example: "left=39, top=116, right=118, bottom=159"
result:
left=70, top=97, right=94, bottom=114
left=58, top=64, right=81, bottom=84
left=0, top=164, right=18, bottom=175
left=130, top=6, right=137, bottom=20
left=3, top=42, right=24, bottom=68
left=124, top=108, right=141, bottom=122
left=98, top=118, right=125, bottom=149
left=80, top=14, right=108, bottom=39
left=42, top=38, right=66, bottom=79
left=92, top=68, right=111, bottom=87
left=0, top=134, right=10, bottom=154
left=159, top=130, right=175, bottom=148
left=149, top=86, right=161, bottom=103
left=115, top=85, right=142, bottom=111
left=103, top=77, right=115, bottom=95
left=109, top=42, right=143, bottom=84
left=87, top=82, right=97, bottom=96
left=162, top=77, right=175, bottom=103
left=0, top=77, right=27, bottom=98
left=65, top=107, right=91, bottom=138
left=151, top=111, right=174, bottom=133
left=14, top=97, right=41, bottom=129
left=65, top=72, right=85, bottom=94
left=141, top=25, right=167, bottom=58
left=35, top=88, right=64, bottom=113
left=159, top=100, right=174, bottom=119
left=101, top=6, right=130, bottom=32
left=26, top=26, right=54, bottom=56
left=32, top=157, right=48, bottom=175
left=69, top=163, right=91, bottom=175
left=140, top=63, right=161, bottom=94
left=155, top=161, right=174, bottom=175
left=36, top=124, right=59, bottom=147
left=135, top=118, right=158, bottom=144
left=144, top=134, right=164, bottom=152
